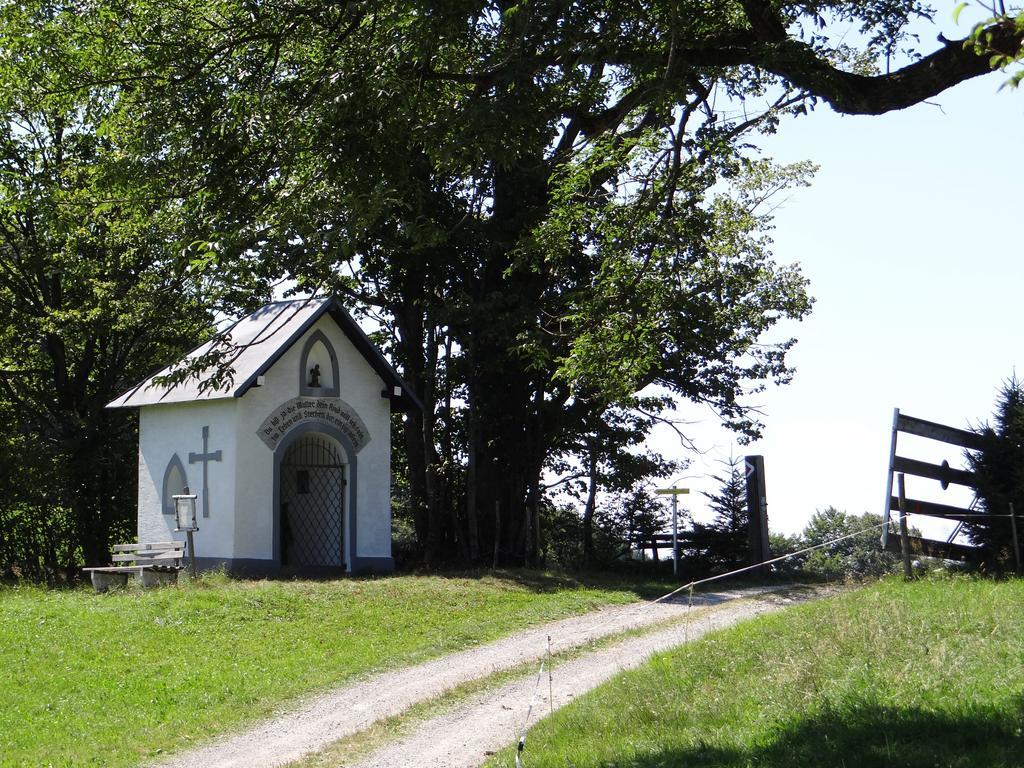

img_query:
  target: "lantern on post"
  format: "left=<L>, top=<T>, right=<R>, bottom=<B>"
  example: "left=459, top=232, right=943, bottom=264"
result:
left=172, top=489, right=199, bottom=578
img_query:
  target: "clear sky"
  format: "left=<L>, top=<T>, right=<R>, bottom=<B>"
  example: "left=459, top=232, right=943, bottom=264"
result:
left=651, top=29, right=1024, bottom=536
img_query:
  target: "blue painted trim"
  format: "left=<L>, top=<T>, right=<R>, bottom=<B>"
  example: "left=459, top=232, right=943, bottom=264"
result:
left=324, top=300, right=424, bottom=412
left=272, top=422, right=358, bottom=573
left=193, top=557, right=278, bottom=576
left=192, top=557, right=394, bottom=577
left=351, top=556, right=395, bottom=575
left=234, top=297, right=422, bottom=411
left=299, top=328, right=341, bottom=397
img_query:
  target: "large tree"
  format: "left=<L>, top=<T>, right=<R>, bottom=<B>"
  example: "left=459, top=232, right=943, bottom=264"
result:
left=25, top=0, right=1023, bottom=565
left=0, top=4, right=227, bottom=574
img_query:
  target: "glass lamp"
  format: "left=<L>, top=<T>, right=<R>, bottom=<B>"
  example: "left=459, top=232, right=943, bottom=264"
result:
left=173, top=493, right=198, bottom=532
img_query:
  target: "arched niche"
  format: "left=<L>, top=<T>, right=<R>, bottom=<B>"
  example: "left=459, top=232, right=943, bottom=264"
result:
left=161, top=453, right=189, bottom=515
left=299, top=329, right=340, bottom=397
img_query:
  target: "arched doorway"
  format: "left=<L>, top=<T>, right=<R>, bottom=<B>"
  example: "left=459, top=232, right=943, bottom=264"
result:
left=279, top=431, right=347, bottom=569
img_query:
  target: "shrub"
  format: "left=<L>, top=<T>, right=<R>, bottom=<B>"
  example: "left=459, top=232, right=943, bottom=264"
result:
left=799, top=507, right=902, bottom=580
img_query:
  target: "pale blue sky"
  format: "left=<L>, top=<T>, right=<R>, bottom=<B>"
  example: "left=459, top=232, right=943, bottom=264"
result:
left=654, top=43, right=1024, bottom=536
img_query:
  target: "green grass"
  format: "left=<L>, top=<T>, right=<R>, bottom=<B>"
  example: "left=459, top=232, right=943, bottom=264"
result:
left=0, top=569, right=667, bottom=767
left=484, top=576, right=1024, bottom=768
left=286, top=587, right=734, bottom=768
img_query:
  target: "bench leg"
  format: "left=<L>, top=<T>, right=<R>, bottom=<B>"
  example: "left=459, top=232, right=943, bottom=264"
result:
left=90, top=571, right=129, bottom=593
left=138, top=569, right=180, bottom=588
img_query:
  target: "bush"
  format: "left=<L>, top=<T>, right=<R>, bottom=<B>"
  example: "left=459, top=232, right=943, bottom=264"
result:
left=767, top=531, right=805, bottom=575
left=799, top=507, right=902, bottom=580
left=538, top=501, right=583, bottom=568
left=0, top=504, right=83, bottom=583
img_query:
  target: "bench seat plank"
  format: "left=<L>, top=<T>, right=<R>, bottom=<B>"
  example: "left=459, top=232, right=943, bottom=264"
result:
left=85, top=540, right=188, bottom=591
left=111, top=542, right=184, bottom=553
left=84, top=565, right=183, bottom=573
left=110, top=550, right=184, bottom=563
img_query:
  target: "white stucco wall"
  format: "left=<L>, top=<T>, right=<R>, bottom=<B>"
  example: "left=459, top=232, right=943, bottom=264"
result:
left=137, top=399, right=238, bottom=558
left=232, top=315, right=393, bottom=566
left=134, top=313, right=393, bottom=570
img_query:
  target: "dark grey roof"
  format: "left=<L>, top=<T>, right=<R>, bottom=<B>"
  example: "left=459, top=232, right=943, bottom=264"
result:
left=107, top=297, right=422, bottom=411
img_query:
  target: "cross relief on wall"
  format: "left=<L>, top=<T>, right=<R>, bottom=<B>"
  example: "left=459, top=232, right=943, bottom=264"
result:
left=188, top=425, right=222, bottom=518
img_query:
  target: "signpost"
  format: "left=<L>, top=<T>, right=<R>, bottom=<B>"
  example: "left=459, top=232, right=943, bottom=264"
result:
left=655, top=488, right=690, bottom=577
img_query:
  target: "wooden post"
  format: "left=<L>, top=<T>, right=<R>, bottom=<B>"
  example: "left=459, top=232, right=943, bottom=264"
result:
left=1010, top=502, right=1022, bottom=577
left=881, top=408, right=900, bottom=549
left=744, top=456, right=770, bottom=577
left=656, top=488, right=689, bottom=577
left=186, top=529, right=197, bottom=579
left=671, top=494, right=679, bottom=578
left=897, top=473, right=913, bottom=580
left=492, top=500, right=501, bottom=569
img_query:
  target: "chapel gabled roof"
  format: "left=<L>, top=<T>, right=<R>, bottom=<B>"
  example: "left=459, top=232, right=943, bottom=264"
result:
left=106, top=297, right=422, bottom=411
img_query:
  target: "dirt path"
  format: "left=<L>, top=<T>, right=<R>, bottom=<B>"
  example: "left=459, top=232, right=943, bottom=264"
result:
left=347, top=587, right=822, bottom=768
left=160, top=585, right=824, bottom=768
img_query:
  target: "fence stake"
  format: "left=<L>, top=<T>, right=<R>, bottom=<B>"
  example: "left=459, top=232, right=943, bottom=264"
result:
left=897, top=473, right=913, bottom=580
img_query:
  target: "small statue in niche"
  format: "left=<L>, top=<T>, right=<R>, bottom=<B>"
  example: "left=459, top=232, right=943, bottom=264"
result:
left=309, top=363, right=322, bottom=388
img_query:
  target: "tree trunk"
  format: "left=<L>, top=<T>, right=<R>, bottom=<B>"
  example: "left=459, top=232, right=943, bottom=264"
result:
left=421, top=324, right=443, bottom=566
left=393, top=277, right=432, bottom=557
left=440, top=337, right=469, bottom=563
left=465, top=396, right=480, bottom=562
left=581, top=448, right=598, bottom=567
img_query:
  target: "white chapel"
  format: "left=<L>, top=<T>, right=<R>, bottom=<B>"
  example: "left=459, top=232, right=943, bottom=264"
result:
left=108, top=297, right=420, bottom=574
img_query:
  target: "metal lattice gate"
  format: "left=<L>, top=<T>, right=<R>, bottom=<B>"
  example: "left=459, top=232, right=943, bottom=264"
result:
left=280, top=433, right=347, bottom=568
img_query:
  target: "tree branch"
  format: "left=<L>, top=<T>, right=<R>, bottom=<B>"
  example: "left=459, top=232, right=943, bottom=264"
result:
left=754, top=25, right=1023, bottom=114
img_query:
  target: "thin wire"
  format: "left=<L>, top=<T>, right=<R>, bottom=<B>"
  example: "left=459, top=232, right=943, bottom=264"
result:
left=514, top=659, right=547, bottom=768
left=652, top=514, right=1012, bottom=606
left=546, top=635, right=553, bottom=717
left=512, top=512, right=1009, bottom=766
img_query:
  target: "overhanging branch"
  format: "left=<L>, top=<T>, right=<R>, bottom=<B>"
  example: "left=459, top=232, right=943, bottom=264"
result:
left=754, top=24, right=1023, bottom=114
left=650, top=20, right=1024, bottom=115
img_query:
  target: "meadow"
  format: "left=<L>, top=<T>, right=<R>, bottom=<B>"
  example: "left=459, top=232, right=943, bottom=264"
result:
left=484, top=576, right=1024, bottom=768
left=0, top=570, right=663, bottom=767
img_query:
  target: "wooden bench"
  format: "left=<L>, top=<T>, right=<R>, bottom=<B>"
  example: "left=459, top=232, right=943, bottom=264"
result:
left=83, top=541, right=186, bottom=592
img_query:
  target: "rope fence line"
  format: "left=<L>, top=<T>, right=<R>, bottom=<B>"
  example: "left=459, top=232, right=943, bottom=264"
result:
left=511, top=512, right=1011, bottom=766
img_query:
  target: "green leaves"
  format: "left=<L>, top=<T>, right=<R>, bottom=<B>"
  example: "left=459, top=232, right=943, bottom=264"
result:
left=959, top=5, right=1024, bottom=87
left=0, top=0, right=228, bottom=568
left=546, top=153, right=813, bottom=440
left=953, top=2, right=969, bottom=27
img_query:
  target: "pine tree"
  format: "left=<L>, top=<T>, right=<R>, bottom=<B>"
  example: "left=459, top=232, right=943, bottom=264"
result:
left=693, top=457, right=750, bottom=572
left=967, top=375, right=1024, bottom=573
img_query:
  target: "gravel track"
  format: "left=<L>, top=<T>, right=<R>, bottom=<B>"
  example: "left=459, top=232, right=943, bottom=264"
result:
left=348, top=587, right=822, bottom=768
left=159, top=585, right=822, bottom=768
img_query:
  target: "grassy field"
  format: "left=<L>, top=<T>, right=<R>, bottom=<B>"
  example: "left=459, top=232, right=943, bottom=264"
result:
left=0, top=569, right=667, bottom=767
left=484, top=576, right=1024, bottom=768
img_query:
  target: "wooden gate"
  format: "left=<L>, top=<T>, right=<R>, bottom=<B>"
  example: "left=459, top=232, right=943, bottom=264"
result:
left=881, top=409, right=985, bottom=562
